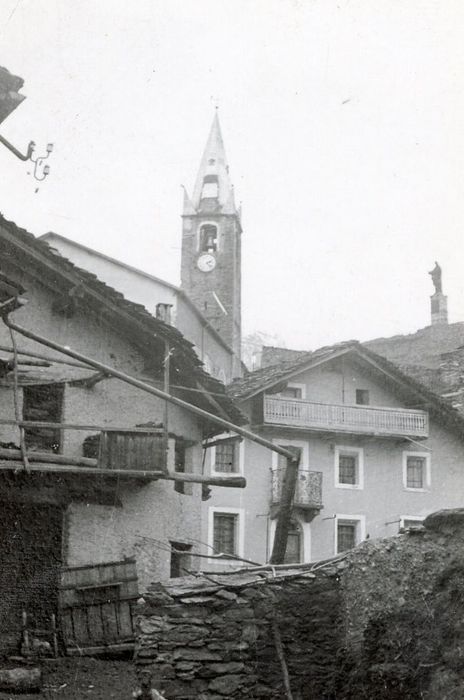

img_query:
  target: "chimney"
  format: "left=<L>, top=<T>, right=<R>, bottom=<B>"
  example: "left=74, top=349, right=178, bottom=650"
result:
left=156, top=303, right=173, bottom=325
left=429, top=262, right=448, bottom=326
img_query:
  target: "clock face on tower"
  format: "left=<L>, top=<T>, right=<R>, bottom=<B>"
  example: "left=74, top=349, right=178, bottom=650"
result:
left=197, top=253, right=216, bottom=272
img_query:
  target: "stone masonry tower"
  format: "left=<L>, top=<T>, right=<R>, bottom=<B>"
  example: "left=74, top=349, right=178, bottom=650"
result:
left=181, top=113, right=242, bottom=375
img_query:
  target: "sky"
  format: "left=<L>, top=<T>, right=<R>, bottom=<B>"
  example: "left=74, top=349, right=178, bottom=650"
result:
left=1, top=0, right=464, bottom=351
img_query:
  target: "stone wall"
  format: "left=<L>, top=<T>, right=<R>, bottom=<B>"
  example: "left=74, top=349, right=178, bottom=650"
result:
left=134, top=566, right=343, bottom=699
left=135, top=509, right=464, bottom=699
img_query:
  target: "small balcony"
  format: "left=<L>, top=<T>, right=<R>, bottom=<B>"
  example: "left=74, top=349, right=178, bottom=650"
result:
left=262, top=396, right=429, bottom=439
left=271, top=468, right=323, bottom=516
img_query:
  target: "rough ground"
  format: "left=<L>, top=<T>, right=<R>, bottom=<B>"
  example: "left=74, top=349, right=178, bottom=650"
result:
left=0, top=658, right=136, bottom=699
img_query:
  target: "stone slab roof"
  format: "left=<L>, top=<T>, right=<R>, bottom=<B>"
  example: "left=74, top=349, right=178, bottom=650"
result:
left=0, top=213, right=244, bottom=427
left=0, top=66, right=25, bottom=124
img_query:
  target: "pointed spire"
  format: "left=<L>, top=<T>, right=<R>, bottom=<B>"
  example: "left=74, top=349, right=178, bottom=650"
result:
left=181, top=185, right=196, bottom=216
left=191, top=111, right=236, bottom=213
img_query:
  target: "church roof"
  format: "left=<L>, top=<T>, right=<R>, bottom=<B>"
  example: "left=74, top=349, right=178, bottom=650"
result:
left=189, top=112, right=237, bottom=214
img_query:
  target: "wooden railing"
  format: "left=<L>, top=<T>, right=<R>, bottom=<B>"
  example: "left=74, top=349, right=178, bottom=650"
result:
left=263, top=397, right=429, bottom=437
left=271, top=468, right=323, bottom=509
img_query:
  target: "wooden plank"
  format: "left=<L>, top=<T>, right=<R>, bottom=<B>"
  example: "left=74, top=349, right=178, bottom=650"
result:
left=101, top=602, right=119, bottom=643
left=61, top=558, right=136, bottom=573
left=66, top=642, right=134, bottom=656
left=60, top=610, right=75, bottom=646
left=0, top=447, right=97, bottom=468
left=118, top=601, right=134, bottom=638
left=0, top=418, right=164, bottom=434
left=86, top=605, right=105, bottom=644
left=70, top=609, right=90, bottom=646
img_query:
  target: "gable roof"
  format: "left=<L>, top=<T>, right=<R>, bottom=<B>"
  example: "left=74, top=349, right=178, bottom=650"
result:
left=229, top=341, right=356, bottom=400
left=228, top=340, right=464, bottom=437
left=40, top=231, right=236, bottom=356
left=0, top=213, right=244, bottom=426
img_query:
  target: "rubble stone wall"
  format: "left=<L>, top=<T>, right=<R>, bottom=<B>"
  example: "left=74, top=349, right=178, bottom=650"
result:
left=135, top=567, right=343, bottom=699
left=135, top=509, right=464, bottom=699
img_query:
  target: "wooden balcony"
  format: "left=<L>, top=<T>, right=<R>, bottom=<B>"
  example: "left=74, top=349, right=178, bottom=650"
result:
left=271, top=468, right=323, bottom=514
left=263, top=396, right=429, bottom=438
left=98, top=429, right=166, bottom=473
left=0, top=422, right=167, bottom=479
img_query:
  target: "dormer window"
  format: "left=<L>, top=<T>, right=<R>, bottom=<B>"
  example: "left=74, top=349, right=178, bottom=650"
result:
left=201, top=174, right=219, bottom=199
left=199, top=224, right=218, bottom=252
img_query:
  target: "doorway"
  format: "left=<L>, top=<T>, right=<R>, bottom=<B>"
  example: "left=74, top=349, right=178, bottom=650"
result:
left=0, top=501, right=63, bottom=652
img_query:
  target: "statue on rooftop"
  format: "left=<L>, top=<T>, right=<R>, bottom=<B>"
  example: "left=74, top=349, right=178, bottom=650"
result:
left=429, top=262, right=442, bottom=294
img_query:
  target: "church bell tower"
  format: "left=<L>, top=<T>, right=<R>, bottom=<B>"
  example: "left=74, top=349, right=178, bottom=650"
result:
left=181, top=113, right=242, bottom=376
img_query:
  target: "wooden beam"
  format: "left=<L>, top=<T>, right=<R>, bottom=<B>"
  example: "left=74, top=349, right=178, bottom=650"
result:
left=0, top=418, right=165, bottom=434
left=0, top=447, right=97, bottom=468
left=4, top=318, right=296, bottom=462
left=0, top=451, right=246, bottom=487
left=0, top=460, right=162, bottom=480
left=269, top=447, right=301, bottom=564
left=166, top=471, right=245, bottom=488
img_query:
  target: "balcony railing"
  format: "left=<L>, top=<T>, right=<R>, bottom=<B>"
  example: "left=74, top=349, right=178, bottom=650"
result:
left=271, top=468, right=323, bottom=510
left=263, top=396, right=429, bottom=438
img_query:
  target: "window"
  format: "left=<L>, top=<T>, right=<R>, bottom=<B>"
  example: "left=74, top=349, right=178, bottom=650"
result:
left=201, top=175, right=219, bottom=200
left=335, top=447, right=364, bottom=489
left=356, top=389, right=370, bottom=405
left=170, top=542, right=192, bottom=578
left=281, top=386, right=302, bottom=399
left=277, top=383, right=305, bottom=400
left=214, top=441, right=237, bottom=473
left=403, top=452, right=430, bottom=491
left=213, top=513, right=237, bottom=555
left=210, top=435, right=243, bottom=476
left=276, top=445, right=303, bottom=473
left=399, top=517, right=424, bottom=532
left=335, top=515, right=365, bottom=554
left=337, top=522, right=356, bottom=552
left=23, top=383, right=64, bottom=453
left=199, top=224, right=218, bottom=252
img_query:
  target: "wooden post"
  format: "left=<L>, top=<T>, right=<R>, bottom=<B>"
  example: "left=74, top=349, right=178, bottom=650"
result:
left=269, top=447, right=301, bottom=565
left=163, top=341, right=170, bottom=473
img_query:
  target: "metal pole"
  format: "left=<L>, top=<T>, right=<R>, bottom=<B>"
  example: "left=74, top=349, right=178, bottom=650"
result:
left=3, top=318, right=297, bottom=463
left=0, top=134, right=34, bottom=161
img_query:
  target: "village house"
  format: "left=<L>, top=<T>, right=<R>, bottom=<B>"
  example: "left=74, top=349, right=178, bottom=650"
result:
left=0, top=213, right=243, bottom=654
left=201, top=339, right=464, bottom=569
